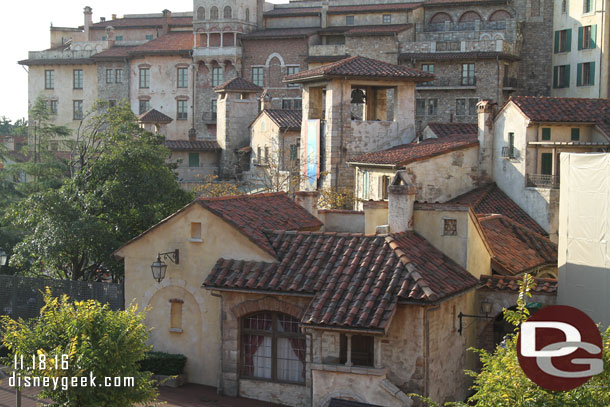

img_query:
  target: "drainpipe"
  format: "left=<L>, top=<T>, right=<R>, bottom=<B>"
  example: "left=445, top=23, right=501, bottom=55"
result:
left=211, top=292, right=223, bottom=394
left=336, top=78, right=346, bottom=190
left=423, top=304, right=440, bottom=397
left=191, top=58, right=196, bottom=134
left=599, top=1, right=606, bottom=98
left=496, top=55, right=500, bottom=104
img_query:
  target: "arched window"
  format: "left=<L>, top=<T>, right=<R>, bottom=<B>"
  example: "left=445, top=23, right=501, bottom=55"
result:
left=489, top=10, right=512, bottom=21
left=210, top=6, right=219, bottom=20
left=241, top=312, right=305, bottom=383
left=197, top=7, right=205, bottom=20
left=562, top=0, right=567, bottom=12
left=224, top=6, right=232, bottom=19
left=430, top=12, right=453, bottom=24
left=246, top=8, right=250, bottom=22
left=459, top=11, right=482, bottom=22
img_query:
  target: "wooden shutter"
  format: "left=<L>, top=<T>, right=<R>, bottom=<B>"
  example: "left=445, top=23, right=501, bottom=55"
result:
left=578, top=26, right=583, bottom=50
left=554, top=31, right=560, bottom=53
left=553, top=66, right=559, bottom=88
left=590, top=61, right=596, bottom=85
left=541, top=153, right=553, bottom=175
left=566, top=29, right=572, bottom=51
left=590, top=25, right=597, bottom=48
left=188, top=152, right=200, bottom=167
left=577, top=63, right=582, bottom=86
left=564, top=65, right=570, bottom=87
left=542, top=128, right=551, bottom=140
left=571, top=128, right=580, bottom=141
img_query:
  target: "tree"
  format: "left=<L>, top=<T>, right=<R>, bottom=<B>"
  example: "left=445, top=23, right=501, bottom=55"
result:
left=1, top=289, right=157, bottom=407
left=7, top=101, right=193, bottom=281
left=195, top=174, right=243, bottom=198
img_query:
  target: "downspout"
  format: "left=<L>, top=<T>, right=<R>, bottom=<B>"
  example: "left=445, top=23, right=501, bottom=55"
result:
left=191, top=55, right=196, bottom=132
left=496, top=55, right=500, bottom=104
left=599, top=1, right=606, bottom=98
left=211, top=291, right=223, bottom=394
left=336, top=78, right=345, bottom=190
left=423, top=304, right=440, bottom=398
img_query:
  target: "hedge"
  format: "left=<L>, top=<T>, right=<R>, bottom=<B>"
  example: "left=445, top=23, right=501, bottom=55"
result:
left=139, top=351, right=187, bottom=375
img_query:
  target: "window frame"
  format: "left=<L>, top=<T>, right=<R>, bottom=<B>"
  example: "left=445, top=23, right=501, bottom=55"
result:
left=188, top=152, right=200, bottom=168
left=44, top=70, right=54, bottom=89
left=339, top=334, right=374, bottom=367
left=461, top=63, right=475, bottom=86
left=427, top=98, right=438, bottom=116
left=177, top=67, right=188, bottom=88
left=145, top=34, right=154, bottom=41
left=286, top=66, right=300, bottom=88
left=106, top=69, right=114, bottom=84
left=115, top=69, right=123, bottom=83
left=73, top=100, right=83, bottom=120
left=346, top=15, right=355, bottom=25
left=49, top=99, right=58, bottom=115
left=456, top=98, right=467, bottom=116
left=139, top=68, right=150, bottom=89
left=177, top=100, right=188, bottom=120
left=212, top=67, right=223, bottom=87
left=252, top=67, right=264, bottom=87
left=240, top=312, right=306, bottom=384
left=584, top=0, right=593, bottom=13
left=73, top=69, right=83, bottom=89
left=442, top=218, right=458, bottom=236
left=383, top=14, right=391, bottom=24
left=139, top=99, right=150, bottom=115
left=571, top=128, right=580, bottom=141
left=541, top=127, right=551, bottom=141
left=416, top=98, right=426, bottom=116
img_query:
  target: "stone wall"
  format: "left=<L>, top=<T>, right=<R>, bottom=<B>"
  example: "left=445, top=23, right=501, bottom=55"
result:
left=96, top=61, right=130, bottom=104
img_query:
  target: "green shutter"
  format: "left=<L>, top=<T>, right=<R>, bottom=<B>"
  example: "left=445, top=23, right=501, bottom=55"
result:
left=577, top=63, right=583, bottom=86
left=188, top=152, right=199, bottom=167
left=542, top=128, right=551, bottom=141
left=590, top=61, right=596, bottom=85
left=566, top=29, right=572, bottom=51
left=541, top=153, right=553, bottom=175
left=553, top=66, right=559, bottom=88
left=590, top=25, right=597, bottom=48
left=578, top=26, right=583, bottom=50
left=554, top=31, right=560, bottom=53
left=571, top=128, right=580, bottom=141
left=564, top=64, right=570, bottom=87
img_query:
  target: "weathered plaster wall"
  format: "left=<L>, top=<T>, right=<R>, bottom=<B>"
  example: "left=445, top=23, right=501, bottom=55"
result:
left=413, top=208, right=470, bottom=268
left=317, top=210, right=364, bottom=233
left=466, top=213, right=493, bottom=279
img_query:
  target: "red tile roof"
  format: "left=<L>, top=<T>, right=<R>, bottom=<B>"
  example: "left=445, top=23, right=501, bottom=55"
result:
left=205, top=230, right=478, bottom=332
left=448, top=184, right=547, bottom=235
left=139, top=108, right=173, bottom=124
left=345, top=24, right=413, bottom=36
left=284, top=56, right=434, bottom=83
left=129, top=31, right=193, bottom=55
left=198, top=193, right=323, bottom=256
left=214, top=77, right=262, bottom=92
left=91, top=46, right=136, bottom=60
left=262, top=110, right=302, bottom=130
left=349, top=135, right=478, bottom=167
left=506, top=96, right=610, bottom=137
left=400, top=51, right=519, bottom=62
left=426, top=122, right=478, bottom=138
left=480, top=274, right=557, bottom=294
left=478, top=215, right=557, bottom=275
left=242, top=28, right=319, bottom=40
left=425, top=0, right=507, bottom=6
left=165, top=140, right=220, bottom=151
left=89, top=15, right=193, bottom=29
left=264, top=3, right=422, bottom=16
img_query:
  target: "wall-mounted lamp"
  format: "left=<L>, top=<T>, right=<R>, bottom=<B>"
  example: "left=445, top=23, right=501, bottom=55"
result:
left=0, top=249, right=7, bottom=268
left=457, top=299, right=494, bottom=335
left=150, top=249, right=179, bottom=283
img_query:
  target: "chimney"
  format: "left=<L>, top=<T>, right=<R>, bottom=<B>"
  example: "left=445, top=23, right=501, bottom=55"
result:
left=162, top=9, right=171, bottom=35
left=188, top=128, right=197, bottom=141
left=84, top=6, right=93, bottom=41
left=321, top=0, right=329, bottom=28
left=260, top=89, right=272, bottom=111
left=100, top=17, right=106, bottom=22
left=477, top=100, right=497, bottom=185
left=105, top=26, right=115, bottom=46
left=387, top=171, right=416, bottom=233
left=295, top=190, right=320, bottom=219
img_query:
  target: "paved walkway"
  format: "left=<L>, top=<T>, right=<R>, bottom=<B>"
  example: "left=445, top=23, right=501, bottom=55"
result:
left=0, top=381, right=284, bottom=407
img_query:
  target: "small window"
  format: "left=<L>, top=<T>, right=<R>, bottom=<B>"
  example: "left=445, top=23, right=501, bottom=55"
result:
left=212, top=67, right=223, bottom=87
left=115, top=35, right=123, bottom=41
left=139, top=68, right=150, bottom=88
left=139, top=99, right=150, bottom=115
left=106, top=69, right=114, bottom=84
left=224, top=6, right=232, bottom=19
left=571, top=128, right=580, bottom=141
left=381, top=175, right=390, bottom=200
left=290, top=144, right=298, bottom=161
left=456, top=98, right=466, bottom=116
left=383, top=14, right=391, bottom=24
left=562, top=0, right=567, bottom=12
left=252, top=67, right=264, bottom=87
left=421, top=64, right=434, bottom=85
left=461, top=63, right=475, bottom=86
left=189, top=152, right=200, bottom=167
left=340, top=334, right=374, bottom=367
left=286, top=66, right=300, bottom=88
left=541, top=128, right=551, bottom=140
left=49, top=100, right=58, bottom=115
left=553, top=65, right=570, bottom=88
left=246, top=8, right=250, bottom=22
left=169, top=299, right=183, bottom=332
left=145, top=34, right=154, bottom=41
left=115, top=69, right=123, bottom=83
left=416, top=99, right=426, bottom=116
left=362, top=170, right=370, bottom=200
left=190, top=222, right=202, bottom=240
left=211, top=99, right=217, bottom=119
left=257, top=146, right=262, bottom=163
left=264, top=146, right=269, bottom=164
left=44, top=70, right=54, bottom=89
left=73, top=69, right=83, bottom=89
left=73, top=100, right=83, bottom=120
left=468, top=98, right=479, bottom=115
left=177, top=67, right=188, bottom=88
left=584, top=0, right=593, bottom=13
left=428, top=98, right=438, bottom=116
left=294, top=99, right=302, bottom=110
left=210, top=6, right=219, bottom=19
left=443, top=218, right=458, bottom=236
left=177, top=100, right=188, bottom=120
left=346, top=15, right=355, bottom=25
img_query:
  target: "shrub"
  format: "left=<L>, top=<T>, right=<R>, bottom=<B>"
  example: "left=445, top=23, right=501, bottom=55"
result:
left=139, top=351, right=187, bottom=376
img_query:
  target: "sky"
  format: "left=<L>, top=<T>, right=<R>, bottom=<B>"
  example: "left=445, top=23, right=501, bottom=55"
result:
left=0, top=0, right=287, bottom=123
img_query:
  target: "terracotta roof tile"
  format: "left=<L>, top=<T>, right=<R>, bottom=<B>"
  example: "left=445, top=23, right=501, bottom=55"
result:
left=214, top=77, right=262, bottom=92
left=264, top=3, right=422, bottom=16
left=165, top=140, right=220, bottom=151
left=91, top=46, right=136, bottom=59
left=345, top=24, right=412, bottom=36
left=242, top=27, right=319, bottom=39
left=448, top=184, right=547, bottom=235
left=205, top=231, right=478, bottom=332
left=400, top=51, right=519, bottom=61
left=480, top=274, right=557, bottom=294
left=89, top=15, right=193, bottom=29
left=284, top=55, right=434, bottom=83
left=139, top=108, right=173, bottom=123
left=426, top=122, right=478, bottom=138
left=263, top=110, right=302, bottom=130
left=129, top=31, right=193, bottom=54
left=478, top=215, right=557, bottom=275
left=349, top=135, right=478, bottom=167
left=197, top=193, right=323, bottom=256
left=329, top=399, right=384, bottom=407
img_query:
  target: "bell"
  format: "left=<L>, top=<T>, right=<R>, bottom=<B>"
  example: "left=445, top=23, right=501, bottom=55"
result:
left=351, top=88, right=366, bottom=104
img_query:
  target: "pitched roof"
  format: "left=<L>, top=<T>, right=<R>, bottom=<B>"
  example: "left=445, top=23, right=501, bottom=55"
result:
left=348, top=135, right=478, bottom=167
left=264, top=3, right=422, bottom=17
left=448, top=184, right=547, bottom=235
left=345, top=24, right=412, bottom=36
left=506, top=96, right=610, bottom=137
left=480, top=274, right=557, bottom=294
left=214, top=77, right=262, bottom=93
left=205, top=231, right=479, bottom=332
left=400, top=51, right=519, bottom=62
left=261, top=109, right=302, bottom=130
left=139, top=108, right=173, bottom=123
left=198, top=193, right=323, bottom=256
left=284, top=56, right=434, bottom=83
left=89, top=15, right=193, bottom=29
left=242, top=27, right=319, bottom=40
left=478, top=215, right=557, bottom=275
left=426, top=122, right=478, bottom=138
left=129, top=31, right=193, bottom=55
left=165, top=140, right=221, bottom=151
left=91, top=46, right=136, bottom=60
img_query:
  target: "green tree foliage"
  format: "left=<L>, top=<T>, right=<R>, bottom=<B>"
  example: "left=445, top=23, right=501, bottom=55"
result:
left=1, top=289, right=157, bottom=407
left=6, top=101, right=193, bottom=281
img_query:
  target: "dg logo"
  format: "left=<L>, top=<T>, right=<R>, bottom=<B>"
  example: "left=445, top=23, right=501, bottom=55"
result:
left=517, top=305, right=604, bottom=391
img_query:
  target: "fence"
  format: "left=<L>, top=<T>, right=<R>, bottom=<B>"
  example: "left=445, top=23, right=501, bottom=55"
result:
left=0, top=275, right=124, bottom=321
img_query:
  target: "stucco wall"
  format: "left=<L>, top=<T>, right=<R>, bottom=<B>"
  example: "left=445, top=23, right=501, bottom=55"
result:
left=317, top=210, right=364, bottom=233
left=116, top=203, right=275, bottom=386
left=466, top=213, right=493, bottom=279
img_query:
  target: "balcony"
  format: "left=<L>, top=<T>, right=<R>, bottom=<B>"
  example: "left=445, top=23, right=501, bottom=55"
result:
left=501, top=146, right=515, bottom=159
left=193, top=46, right=242, bottom=59
left=416, top=77, right=476, bottom=90
left=527, top=174, right=560, bottom=189
left=423, top=20, right=509, bottom=33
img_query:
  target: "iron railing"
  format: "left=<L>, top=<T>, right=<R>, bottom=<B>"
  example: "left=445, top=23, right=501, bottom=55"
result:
left=501, top=146, right=515, bottom=158
left=527, top=174, right=560, bottom=189
left=503, top=77, right=518, bottom=88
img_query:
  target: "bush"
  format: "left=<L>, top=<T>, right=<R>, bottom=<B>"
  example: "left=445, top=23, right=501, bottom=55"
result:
left=139, top=351, right=187, bottom=375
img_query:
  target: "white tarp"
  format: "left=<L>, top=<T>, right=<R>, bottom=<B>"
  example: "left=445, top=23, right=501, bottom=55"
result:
left=558, top=153, right=610, bottom=328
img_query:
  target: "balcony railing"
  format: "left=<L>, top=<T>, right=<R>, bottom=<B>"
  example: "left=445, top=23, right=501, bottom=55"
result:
left=501, top=146, right=515, bottom=158
left=417, top=77, right=476, bottom=88
left=527, top=174, right=560, bottom=189
left=503, top=77, right=518, bottom=88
